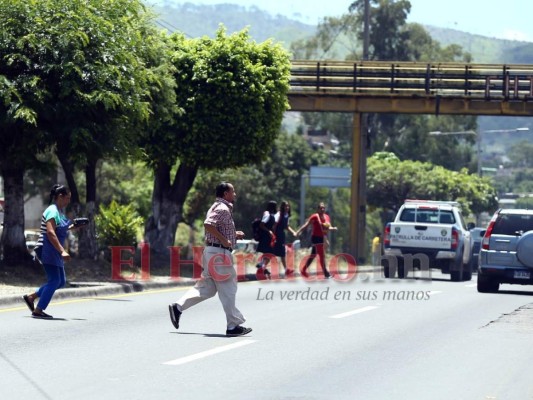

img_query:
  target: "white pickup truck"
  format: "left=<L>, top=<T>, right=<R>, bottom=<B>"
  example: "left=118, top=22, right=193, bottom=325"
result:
left=382, top=200, right=473, bottom=281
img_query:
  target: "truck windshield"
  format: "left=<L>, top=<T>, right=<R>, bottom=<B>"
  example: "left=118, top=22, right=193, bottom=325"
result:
left=399, top=209, right=455, bottom=224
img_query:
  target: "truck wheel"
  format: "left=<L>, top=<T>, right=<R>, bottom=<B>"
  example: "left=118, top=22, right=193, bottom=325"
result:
left=381, top=259, right=393, bottom=278
left=397, top=258, right=406, bottom=279
left=449, top=256, right=464, bottom=282
left=440, top=259, right=450, bottom=274
left=477, top=274, right=499, bottom=293
left=450, top=270, right=462, bottom=281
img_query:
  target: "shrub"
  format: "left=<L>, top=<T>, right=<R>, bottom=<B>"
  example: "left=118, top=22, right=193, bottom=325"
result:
left=95, top=201, right=143, bottom=252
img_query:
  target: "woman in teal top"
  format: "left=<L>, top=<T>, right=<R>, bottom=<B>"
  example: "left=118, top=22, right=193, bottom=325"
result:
left=23, top=184, right=73, bottom=319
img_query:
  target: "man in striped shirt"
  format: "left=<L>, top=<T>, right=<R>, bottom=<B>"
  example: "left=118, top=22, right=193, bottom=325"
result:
left=168, top=182, right=252, bottom=337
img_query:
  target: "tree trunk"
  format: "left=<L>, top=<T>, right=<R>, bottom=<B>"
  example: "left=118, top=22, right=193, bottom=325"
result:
left=1, top=166, right=33, bottom=266
left=78, top=158, right=98, bottom=260
left=145, top=163, right=198, bottom=256
left=56, top=142, right=80, bottom=209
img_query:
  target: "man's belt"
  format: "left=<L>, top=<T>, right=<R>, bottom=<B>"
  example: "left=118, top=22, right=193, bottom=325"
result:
left=206, top=242, right=233, bottom=251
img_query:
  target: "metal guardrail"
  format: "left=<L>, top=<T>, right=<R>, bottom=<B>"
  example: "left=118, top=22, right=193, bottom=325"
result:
left=290, top=60, right=533, bottom=100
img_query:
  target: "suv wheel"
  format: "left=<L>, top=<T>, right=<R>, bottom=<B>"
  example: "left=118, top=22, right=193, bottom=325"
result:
left=477, top=274, right=499, bottom=293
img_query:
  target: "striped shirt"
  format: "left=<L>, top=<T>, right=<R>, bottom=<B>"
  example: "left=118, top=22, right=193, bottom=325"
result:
left=204, top=198, right=236, bottom=247
left=34, top=210, right=50, bottom=252
left=33, top=204, right=65, bottom=252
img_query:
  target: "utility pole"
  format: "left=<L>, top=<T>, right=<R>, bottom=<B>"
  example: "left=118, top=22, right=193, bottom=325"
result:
left=363, top=0, right=370, bottom=61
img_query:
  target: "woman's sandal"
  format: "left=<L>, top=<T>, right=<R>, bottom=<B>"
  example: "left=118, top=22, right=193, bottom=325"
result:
left=32, top=311, right=53, bottom=319
left=22, top=295, right=35, bottom=312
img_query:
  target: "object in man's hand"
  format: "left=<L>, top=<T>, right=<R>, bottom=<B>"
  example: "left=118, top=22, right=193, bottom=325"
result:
left=73, top=217, right=90, bottom=227
left=323, top=222, right=331, bottom=231
left=270, top=234, right=277, bottom=248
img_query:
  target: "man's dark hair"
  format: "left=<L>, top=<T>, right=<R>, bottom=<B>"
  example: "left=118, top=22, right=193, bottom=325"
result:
left=215, top=182, right=232, bottom=198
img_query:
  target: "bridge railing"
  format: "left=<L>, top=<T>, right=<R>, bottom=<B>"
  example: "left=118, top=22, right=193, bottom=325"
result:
left=290, top=60, right=533, bottom=100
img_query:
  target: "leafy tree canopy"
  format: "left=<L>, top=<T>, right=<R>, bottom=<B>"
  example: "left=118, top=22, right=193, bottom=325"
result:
left=142, top=26, right=291, bottom=169
left=141, top=25, right=292, bottom=254
left=366, top=152, right=499, bottom=216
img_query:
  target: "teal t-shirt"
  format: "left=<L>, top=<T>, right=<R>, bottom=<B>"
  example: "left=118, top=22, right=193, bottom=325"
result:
left=41, top=205, right=70, bottom=267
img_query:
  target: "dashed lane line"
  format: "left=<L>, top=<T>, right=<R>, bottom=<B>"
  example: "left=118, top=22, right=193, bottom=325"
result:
left=163, top=340, right=256, bottom=366
left=329, top=306, right=380, bottom=319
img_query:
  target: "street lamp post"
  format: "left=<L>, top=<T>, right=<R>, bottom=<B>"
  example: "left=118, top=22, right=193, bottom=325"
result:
left=429, top=127, right=530, bottom=176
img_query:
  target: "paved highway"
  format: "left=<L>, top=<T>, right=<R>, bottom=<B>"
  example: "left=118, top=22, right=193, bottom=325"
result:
left=1, top=270, right=532, bottom=399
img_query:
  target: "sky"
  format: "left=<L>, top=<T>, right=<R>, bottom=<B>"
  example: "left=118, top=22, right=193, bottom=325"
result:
left=155, top=0, right=533, bottom=42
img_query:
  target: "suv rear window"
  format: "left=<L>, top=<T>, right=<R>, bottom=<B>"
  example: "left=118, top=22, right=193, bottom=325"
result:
left=399, top=209, right=455, bottom=224
left=493, top=214, right=533, bottom=235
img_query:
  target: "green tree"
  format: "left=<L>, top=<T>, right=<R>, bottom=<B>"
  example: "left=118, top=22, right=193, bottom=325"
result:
left=292, top=0, right=476, bottom=172
left=508, top=140, right=533, bottom=168
left=178, top=131, right=329, bottom=246
left=366, top=152, right=499, bottom=216
left=140, top=26, right=291, bottom=254
left=0, top=0, right=173, bottom=262
left=0, top=0, right=54, bottom=264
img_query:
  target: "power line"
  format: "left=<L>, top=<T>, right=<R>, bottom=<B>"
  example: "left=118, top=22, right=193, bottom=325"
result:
left=154, top=18, right=193, bottom=38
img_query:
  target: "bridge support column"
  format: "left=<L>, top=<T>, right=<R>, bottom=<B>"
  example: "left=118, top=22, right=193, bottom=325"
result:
left=350, top=113, right=367, bottom=263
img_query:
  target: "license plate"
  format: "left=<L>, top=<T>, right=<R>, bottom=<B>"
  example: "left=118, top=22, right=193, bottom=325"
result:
left=514, top=271, right=531, bottom=279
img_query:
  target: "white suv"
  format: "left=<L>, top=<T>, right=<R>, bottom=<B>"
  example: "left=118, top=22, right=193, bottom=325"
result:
left=477, top=209, right=533, bottom=292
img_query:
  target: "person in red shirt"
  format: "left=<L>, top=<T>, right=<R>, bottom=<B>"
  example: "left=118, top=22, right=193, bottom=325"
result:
left=296, top=202, right=337, bottom=278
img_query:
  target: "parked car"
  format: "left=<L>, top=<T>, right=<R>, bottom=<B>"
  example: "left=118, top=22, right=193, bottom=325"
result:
left=235, top=239, right=257, bottom=253
left=25, top=229, right=40, bottom=253
left=477, top=209, right=533, bottom=293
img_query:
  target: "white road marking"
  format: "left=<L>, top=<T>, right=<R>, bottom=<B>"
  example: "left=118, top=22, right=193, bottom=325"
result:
left=428, top=291, right=443, bottom=296
left=163, top=340, right=256, bottom=366
left=330, top=306, right=379, bottom=319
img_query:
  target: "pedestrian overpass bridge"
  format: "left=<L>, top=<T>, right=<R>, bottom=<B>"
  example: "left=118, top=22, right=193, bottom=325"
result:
left=287, top=60, right=533, bottom=259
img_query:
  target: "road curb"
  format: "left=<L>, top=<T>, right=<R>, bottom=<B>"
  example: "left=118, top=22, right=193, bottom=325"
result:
left=0, top=273, right=259, bottom=308
left=0, top=267, right=380, bottom=308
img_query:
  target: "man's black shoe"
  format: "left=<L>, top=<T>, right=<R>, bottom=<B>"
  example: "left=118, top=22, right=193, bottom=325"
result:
left=168, top=304, right=181, bottom=329
left=226, top=326, right=252, bottom=337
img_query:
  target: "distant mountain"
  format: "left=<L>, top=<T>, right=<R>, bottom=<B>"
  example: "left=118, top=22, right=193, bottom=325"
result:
left=149, top=3, right=315, bottom=46
left=148, top=2, right=533, bottom=64
left=147, top=2, right=533, bottom=148
left=423, top=26, right=533, bottom=64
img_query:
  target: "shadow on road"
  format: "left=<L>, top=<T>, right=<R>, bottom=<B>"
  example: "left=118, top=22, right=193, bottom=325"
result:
left=496, top=290, right=533, bottom=297
left=83, top=297, right=133, bottom=302
left=171, top=332, right=238, bottom=338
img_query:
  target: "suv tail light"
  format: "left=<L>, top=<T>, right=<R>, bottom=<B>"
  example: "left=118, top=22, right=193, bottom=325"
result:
left=383, top=223, right=391, bottom=248
left=451, top=227, right=459, bottom=250
left=482, top=216, right=497, bottom=250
